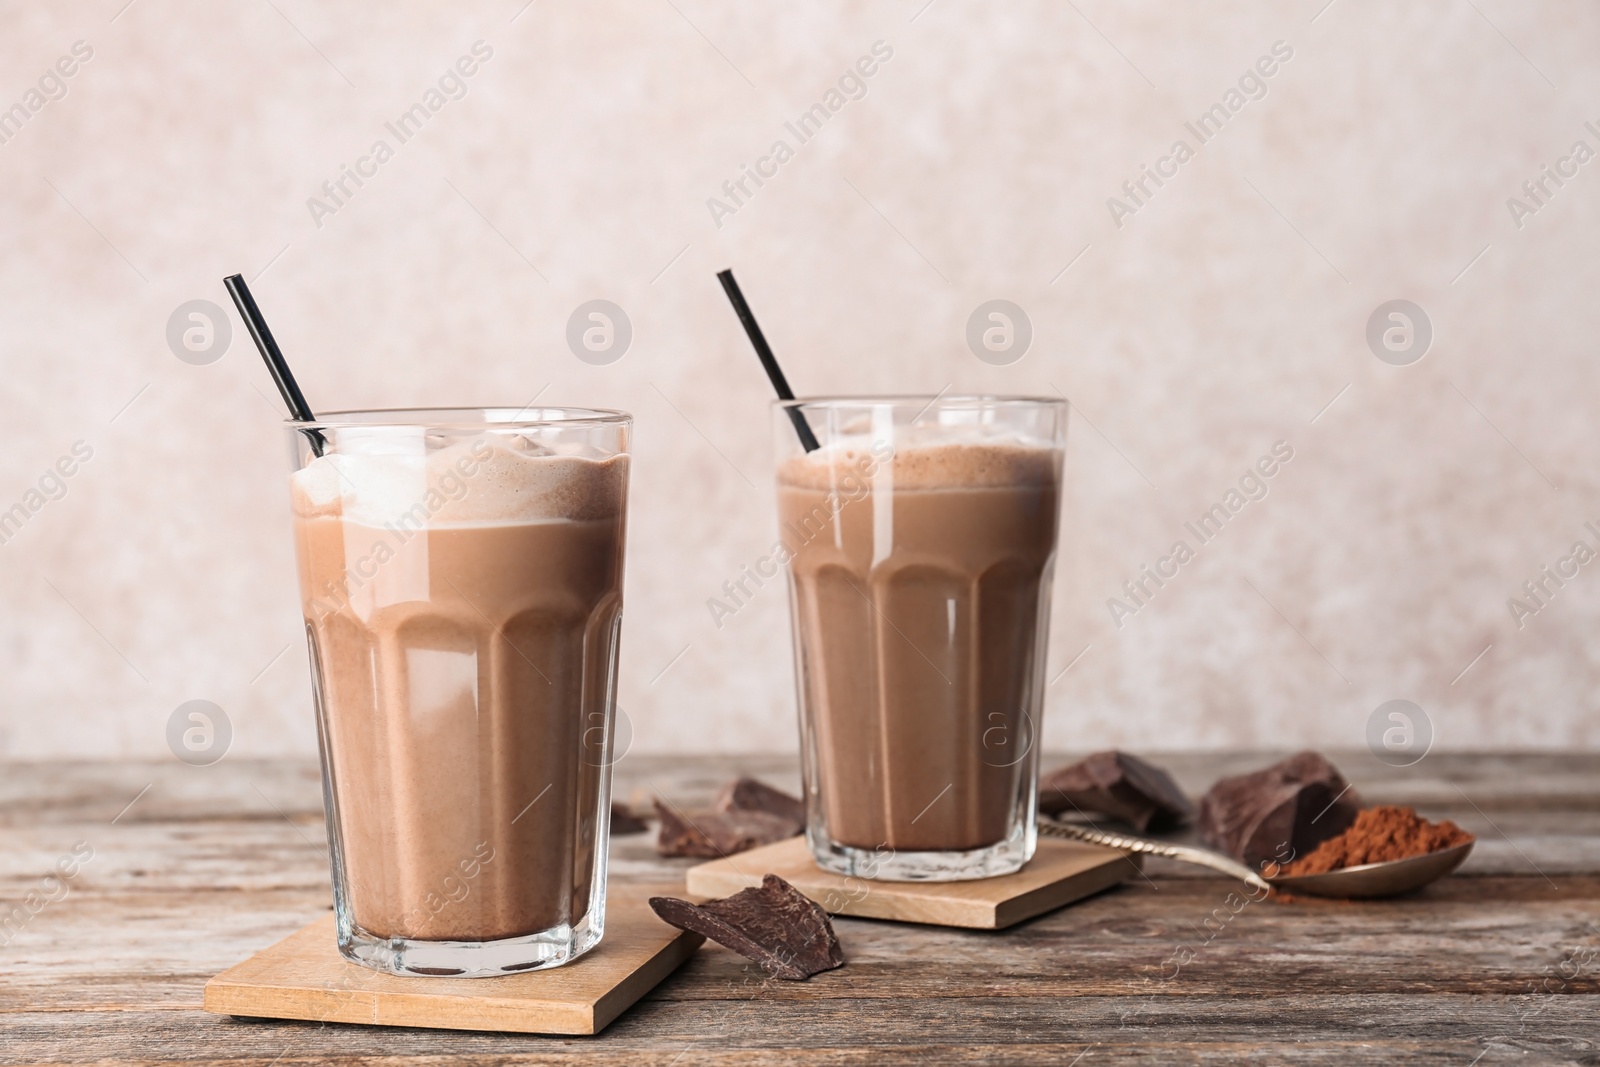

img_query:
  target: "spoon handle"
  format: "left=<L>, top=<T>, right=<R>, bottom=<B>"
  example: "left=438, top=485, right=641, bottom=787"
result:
left=1039, top=819, right=1274, bottom=893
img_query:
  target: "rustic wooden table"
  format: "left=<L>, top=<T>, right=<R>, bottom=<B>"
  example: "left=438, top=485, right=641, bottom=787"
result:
left=3, top=753, right=1597, bottom=1064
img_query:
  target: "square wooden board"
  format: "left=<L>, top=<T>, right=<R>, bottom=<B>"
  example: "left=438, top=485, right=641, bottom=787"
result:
left=203, top=888, right=703, bottom=1035
left=686, top=836, right=1139, bottom=929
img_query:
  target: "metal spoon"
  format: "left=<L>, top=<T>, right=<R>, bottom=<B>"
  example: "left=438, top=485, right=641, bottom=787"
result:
left=1040, top=819, right=1474, bottom=899
left=1041, top=820, right=1274, bottom=893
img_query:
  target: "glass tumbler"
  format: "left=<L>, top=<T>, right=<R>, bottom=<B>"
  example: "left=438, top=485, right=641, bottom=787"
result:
left=773, top=396, right=1066, bottom=881
left=285, top=407, right=630, bottom=976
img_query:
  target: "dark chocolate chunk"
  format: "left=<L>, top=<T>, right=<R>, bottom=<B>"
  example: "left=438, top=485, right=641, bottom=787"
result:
left=714, top=777, right=806, bottom=826
left=1039, top=751, right=1194, bottom=831
left=654, top=799, right=801, bottom=858
left=611, top=801, right=649, bottom=836
left=1198, top=751, right=1364, bottom=869
left=649, top=874, right=844, bottom=980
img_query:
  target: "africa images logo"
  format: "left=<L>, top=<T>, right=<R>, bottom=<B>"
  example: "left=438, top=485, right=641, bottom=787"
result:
left=305, top=41, right=494, bottom=228
left=1105, top=41, right=1293, bottom=229
left=705, top=41, right=894, bottom=228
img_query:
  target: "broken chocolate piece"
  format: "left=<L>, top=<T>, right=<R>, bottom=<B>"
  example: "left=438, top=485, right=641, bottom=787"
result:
left=650, top=874, right=844, bottom=980
left=610, top=801, right=649, bottom=836
left=1198, top=751, right=1364, bottom=869
left=714, top=777, right=806, bottom=826
left=1039, top=751, right=1194, bottom=831
left=654, top=799, right=800, bottom=858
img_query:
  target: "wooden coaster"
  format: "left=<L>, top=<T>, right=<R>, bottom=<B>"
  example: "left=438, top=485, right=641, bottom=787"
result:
left=203, top=889, right=702, bottom=1035
left=686, top=836, right=1139, bottom=930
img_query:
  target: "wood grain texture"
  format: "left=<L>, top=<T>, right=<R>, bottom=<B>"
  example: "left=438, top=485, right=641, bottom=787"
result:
left=685, top=835, right=1140, bottom=928
left=203, top=892, right=703, bottom=1035
left=3, top=753, right=1599, bottom=1064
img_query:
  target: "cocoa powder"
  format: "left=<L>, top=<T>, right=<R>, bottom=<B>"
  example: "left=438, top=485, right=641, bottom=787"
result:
left=1281, top=805, right=1473, bottom=876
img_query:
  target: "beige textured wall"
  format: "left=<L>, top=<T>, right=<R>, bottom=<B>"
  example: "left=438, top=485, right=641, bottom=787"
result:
left=1, top=0, right=1596, bottom=760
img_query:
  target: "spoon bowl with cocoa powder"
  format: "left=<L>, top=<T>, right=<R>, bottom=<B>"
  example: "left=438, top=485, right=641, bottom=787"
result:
left=1267, top=838, right=1473, bottom=898
left=1265, top=804, right=1475, bottom=898
left=1042, top=804, right=1476, bottom=899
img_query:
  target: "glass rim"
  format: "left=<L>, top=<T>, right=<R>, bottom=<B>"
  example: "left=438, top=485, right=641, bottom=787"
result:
left=283, top=405, right=632, bottom=432
left=774, top=394, right=1066, bottom=411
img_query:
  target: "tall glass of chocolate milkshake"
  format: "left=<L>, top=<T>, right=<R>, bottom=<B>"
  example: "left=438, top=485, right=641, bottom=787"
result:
left=285, top=407, right=630, bottom=976
left=774, top=397, right=1066, bottom=881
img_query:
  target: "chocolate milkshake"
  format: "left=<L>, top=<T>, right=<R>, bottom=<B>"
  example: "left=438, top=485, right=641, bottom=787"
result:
left=774, top=399, right=1066, bottom=881
left=287, top=409, right=630, bottom=975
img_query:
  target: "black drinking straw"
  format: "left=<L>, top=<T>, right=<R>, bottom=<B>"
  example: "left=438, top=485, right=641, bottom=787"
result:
left=223, top=274, right=326, bottom=457
left=716, top=269, right=820, bottom=453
